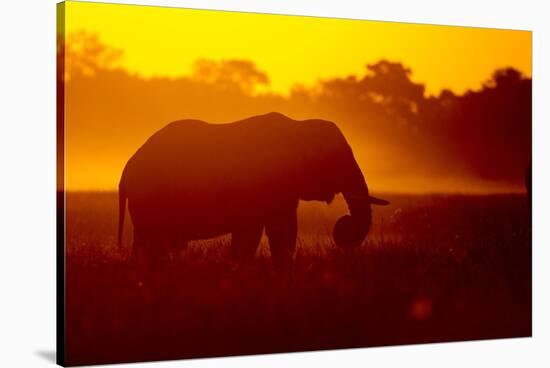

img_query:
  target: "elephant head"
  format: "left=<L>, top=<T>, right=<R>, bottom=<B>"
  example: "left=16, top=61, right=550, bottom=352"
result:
left=296, top=119, right=389, bottom=248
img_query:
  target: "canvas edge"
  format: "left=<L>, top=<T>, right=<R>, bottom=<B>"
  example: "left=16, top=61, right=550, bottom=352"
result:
left=56, top=1, right=67, bottom=366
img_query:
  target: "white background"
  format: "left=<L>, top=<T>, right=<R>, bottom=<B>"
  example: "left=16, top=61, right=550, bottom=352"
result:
left=0, top=0, right=548, bottom=367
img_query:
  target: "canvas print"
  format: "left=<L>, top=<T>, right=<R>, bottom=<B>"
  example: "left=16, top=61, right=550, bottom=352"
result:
left=56, top=1, right=532, bottom=366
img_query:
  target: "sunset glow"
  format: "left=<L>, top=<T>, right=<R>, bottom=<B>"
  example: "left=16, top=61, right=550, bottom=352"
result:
left=58, top=5, right=533, bottom=365
left=59, top=2, right=531, bottom=192
left=64, top=1, right=531, bottom=95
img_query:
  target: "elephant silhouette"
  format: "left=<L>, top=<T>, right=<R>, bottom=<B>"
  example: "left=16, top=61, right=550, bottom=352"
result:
left=118, top=112, right=388, bottom=268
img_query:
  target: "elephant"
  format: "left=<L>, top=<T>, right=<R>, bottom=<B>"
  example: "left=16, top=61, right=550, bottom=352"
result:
left=117, top=112, right=388, bottom=268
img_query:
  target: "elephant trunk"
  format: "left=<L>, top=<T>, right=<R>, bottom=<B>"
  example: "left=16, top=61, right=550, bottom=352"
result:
left=333, top=170, right=373, bottom=248
left=343, top=189, right=372, bottom=226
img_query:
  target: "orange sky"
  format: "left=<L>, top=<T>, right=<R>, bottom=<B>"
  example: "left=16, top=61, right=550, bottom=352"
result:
left=59, top=1, right=532, bottom=192
left=63, top=1, right=531, bottom=96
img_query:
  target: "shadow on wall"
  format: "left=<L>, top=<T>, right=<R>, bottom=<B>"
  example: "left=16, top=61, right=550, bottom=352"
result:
left=35, top=350, right=56, bottom=363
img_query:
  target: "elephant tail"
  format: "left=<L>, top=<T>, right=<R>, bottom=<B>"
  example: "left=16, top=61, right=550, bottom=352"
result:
left=117, top=170, right=127, bottom=248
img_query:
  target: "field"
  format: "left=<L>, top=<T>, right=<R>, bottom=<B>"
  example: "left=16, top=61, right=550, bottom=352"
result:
left=64, top=192, right=531, bottom=366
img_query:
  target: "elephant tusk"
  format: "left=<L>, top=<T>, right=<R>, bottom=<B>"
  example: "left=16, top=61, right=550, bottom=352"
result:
left=343, top=192, right=390, bottom=206
left=368, top=195, right=390, bottom=206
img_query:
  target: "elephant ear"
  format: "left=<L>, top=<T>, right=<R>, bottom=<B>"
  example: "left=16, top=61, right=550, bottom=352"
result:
left=333, top=215, right=367, bottom=248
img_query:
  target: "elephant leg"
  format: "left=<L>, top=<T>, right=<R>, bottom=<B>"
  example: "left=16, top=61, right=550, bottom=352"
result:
left=131, top=226, right=153, bottom=271
left=132, top=226, right=163, bottom=270
left=132, top=226, right=146, bottom=260
left=265, top=205, right=298, bottom=270
left=231, top=224, right=264, bottom=263
left=168, top=237, right=187, bottom=261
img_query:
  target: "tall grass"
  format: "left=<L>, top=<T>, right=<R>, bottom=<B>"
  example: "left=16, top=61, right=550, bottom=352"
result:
left=65, top=193, right=531, bottom=366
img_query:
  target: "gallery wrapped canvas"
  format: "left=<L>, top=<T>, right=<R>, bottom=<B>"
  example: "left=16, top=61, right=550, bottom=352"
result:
left=56, top=1, right=532, bottom=366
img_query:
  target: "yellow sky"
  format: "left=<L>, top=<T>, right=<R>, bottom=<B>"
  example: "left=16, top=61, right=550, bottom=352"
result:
left=63, top=1, right=531, bottom=96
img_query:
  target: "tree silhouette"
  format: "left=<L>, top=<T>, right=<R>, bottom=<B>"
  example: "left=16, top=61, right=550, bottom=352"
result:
left=59, top=32, right=531, bottom=191
left=192, top=59, right=269, bottom=94
left=63, top=31, right=123, bottom=80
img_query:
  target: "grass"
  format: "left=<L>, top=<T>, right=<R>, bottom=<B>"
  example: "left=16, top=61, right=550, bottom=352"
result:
left=64, top=192, right=531, bottom=366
